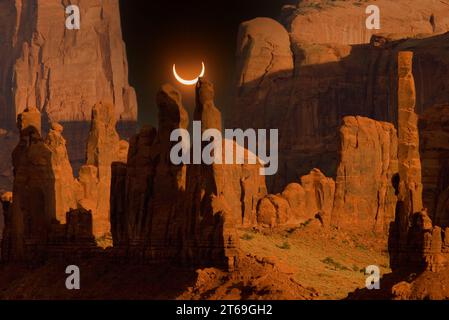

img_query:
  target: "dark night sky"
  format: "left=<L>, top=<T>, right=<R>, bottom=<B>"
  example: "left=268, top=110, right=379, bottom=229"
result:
left=119, top=0, right=297, bottom=126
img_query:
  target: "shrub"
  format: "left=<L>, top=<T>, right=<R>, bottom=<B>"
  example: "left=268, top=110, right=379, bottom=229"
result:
left=321, top=257, right=350, bottom=271
left=241, top=233, right=254, bottom=241
left=277, top=241, right=291, bottom=250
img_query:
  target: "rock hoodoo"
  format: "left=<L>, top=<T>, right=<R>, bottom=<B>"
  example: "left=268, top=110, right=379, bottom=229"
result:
left=110, top=79, right=267, bottom=269
left=286, top=0, right=449, bottom=46
left=83, top=102, right=129, bottom=237
left=1, top=100, right=126, bottom=261
left=6, top=107, right=78, bottom=261
left=120, top=83, right=189, bottom=260
left=182, top=79, right=266, bottom=268
left=389, top=51, right=446, bottom=272
left=0, top=0, right=138, bottom=199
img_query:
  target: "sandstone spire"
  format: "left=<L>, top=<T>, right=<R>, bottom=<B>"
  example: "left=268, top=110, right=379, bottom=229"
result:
left=391, top=52, right=423, bottom=268
left=397, top=51, right=423, bottom=216
left=3, top=101, right=126, bottom=261
left=387, top=51, right=442, bottom=271
left=195, top=78, right=222, bottom=132
left=8, top=108, right=79, bottom=260
left=110, top=84, right=188, bottom=259
left=83, top=102, right=129, bottom=237
left=110, top=81, right=267, bottom=270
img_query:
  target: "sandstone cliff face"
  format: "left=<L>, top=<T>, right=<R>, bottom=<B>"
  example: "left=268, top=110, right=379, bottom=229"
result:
left=254, top=114, right=402, bottom=232
left=0, top=0, right=137, bottom=196
left=0, top=0, right=137, bottom=127
left=230, top=1, right=449, bottom=199
left=389, top=52, right=425, bottom=269
left=332, top=116, right=398, bottom=233
left=397, top=52, right=423, bottom=220
left=256, top=168, right=334, bottom=228
left=300, top=168, right=335, bottom=225
left=285, top=0, right=449, bottom=46
left=44, top=122, right=80, bottom=225
left=420, top=105, right=449, bottom=227
left=233, top=17, right=293, bottom=131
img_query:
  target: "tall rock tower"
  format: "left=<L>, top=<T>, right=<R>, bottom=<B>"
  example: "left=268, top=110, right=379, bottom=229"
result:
left=397, top=51, right=423, bottom=225
left=390, top=51, right=424, bottom=269
left=0, top=0, right=137, bottom=173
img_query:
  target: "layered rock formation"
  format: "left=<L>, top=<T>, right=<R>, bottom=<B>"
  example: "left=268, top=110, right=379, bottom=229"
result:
left=112, top=83, right=189, bottom=259
left=83, top=102, right=129, bottom=237
left=6, top=107, right=78, bottom=261
left=256, top=168, right=334, bottom=228
left=394, top=51, right=423, bottom=263
left=111, top=80, right=267, bottom=269
left=0, top=192, right=13, bottom=259
left=332, top=116, right=398, bottom=233
left=396, top=51, right=423, bottom=230
left=388, top=51, right=446, bottom=273
left=230, top=0, right=449, bottom=199
left=256, top=115, right=400, bottom=233
left=0, top=0, right=137, bottom=128
left=1, top=100, right=126, bottom=261
left=183, top=79, right=267, bottom=267
left=233, top=17, right=293, bottom=131
left=250, top=47, right=443, bottom=239
left=0, top=0, right=137, bottom=196
left=420, top=104, right=449, bottom=227
left=285, top=0, right=449, bottom=46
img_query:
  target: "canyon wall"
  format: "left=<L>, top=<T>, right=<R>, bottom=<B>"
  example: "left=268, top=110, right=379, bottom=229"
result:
left=0, top=0, right=137, bottom=127
left=284, top=0, right=449, bottom=46
left=0, top=0, right=137, bottom=197
left=229, top=1, right=449, bottom=224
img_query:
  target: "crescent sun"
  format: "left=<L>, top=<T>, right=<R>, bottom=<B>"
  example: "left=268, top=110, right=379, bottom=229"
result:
left=173, top=62, right=205, bottom=85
